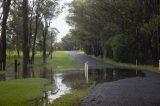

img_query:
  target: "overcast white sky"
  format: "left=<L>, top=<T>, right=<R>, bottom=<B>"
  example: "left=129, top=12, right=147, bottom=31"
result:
left=51, top=0, right=73, bottom=42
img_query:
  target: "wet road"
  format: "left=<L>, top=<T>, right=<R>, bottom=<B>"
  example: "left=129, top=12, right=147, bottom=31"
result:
left=69, top=51, right=160, bottom=106
left=69, top=51, right=112, bottom=68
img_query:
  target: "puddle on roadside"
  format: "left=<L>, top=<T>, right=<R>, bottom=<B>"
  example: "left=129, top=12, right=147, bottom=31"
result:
left=0, top=67, right=145, bottom=105
left=41, top=68, right=145, bottom=105
left=47, top=74, right=71, bottom=102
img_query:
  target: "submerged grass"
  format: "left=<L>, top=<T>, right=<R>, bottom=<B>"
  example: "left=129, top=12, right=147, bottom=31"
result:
left=0, top=78, right=50, bottom=106
left=5, top=51, right=43, bottom=72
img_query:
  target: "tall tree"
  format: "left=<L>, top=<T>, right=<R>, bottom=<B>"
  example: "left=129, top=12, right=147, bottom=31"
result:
left=67, top=0, right=160, bottom=65
left=0, top=0, right=11, bottom=71
left=22, top=0, right=29, bottom=78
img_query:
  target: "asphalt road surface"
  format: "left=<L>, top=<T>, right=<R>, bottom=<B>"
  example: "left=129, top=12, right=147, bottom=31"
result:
left=69, top=51, right=112, bottom=68
left=69, top=51, right=160, bottom=106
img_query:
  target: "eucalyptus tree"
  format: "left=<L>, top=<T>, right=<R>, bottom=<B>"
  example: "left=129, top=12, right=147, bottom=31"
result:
left=8, top=0, right=23, bottom=58
left=0, top=0, right=12, bottom=71
left=67, top=0, right=160, bottom=65
left=22, top=0, right=29, bottom=77
left=40, top=0, right=60, bottom=64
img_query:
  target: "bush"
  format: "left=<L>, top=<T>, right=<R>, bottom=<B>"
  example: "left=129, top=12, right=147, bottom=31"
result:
left=111, top=34, right=137, bottom=63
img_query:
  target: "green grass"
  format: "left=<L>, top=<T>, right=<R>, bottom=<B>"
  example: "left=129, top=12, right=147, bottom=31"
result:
left=48, top=51, right=83, bottom=71
left=0, top=78, right=49, bottom=106
left=52, top=90, right=87, bottom=106
left=93, top=56, right=159, bottom=72
left=78, top=51, right=160, bottom=73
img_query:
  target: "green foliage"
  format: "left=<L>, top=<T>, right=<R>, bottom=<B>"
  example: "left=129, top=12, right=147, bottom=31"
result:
left=0, top=78, right=49, bottom=106
left=141, top=16, right=160, bottom=34
left=66, top=0, right=160, bottom=65
left=111, top=34, right=137, bottom=63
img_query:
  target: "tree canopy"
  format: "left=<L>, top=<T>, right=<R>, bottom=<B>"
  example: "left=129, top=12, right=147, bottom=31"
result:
left=65, top=0, right=160, bottom=66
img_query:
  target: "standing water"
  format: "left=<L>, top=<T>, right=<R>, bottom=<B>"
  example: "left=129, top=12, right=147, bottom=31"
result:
left=47, top=74, right=71, bottom=102
left=43, top=68, right=145, bottom=104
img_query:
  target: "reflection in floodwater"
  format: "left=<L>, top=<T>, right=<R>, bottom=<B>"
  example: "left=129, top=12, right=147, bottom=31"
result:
left=46, top=68, right=145, bottom=104
left=47, top=74, right=71, bottom=102
left=87, top=68, right=145, bottom=84
left=0, top=67, right=146, bottom=105
left=0, top=73, right=5, bottom=81
left=0, top=66, right=53, bottom=81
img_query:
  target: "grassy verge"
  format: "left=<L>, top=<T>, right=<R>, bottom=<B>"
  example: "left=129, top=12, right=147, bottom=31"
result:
left=79, top=51, right=160, bottom=73
left=101, top=58, right=159, bottom=72
left=52, top=82, right=95, bottom=106
left=47, top=51, right=83, bottom=71
left=52, top=90, right=86, bottom=106
left=0, top=78, right=50, bottom=106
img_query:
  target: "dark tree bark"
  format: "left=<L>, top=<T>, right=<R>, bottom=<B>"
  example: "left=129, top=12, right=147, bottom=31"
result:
left=150, top=0, right=160, bottom=66
left=22, top=0, right=29, bottom=78
left=42, top=20, right=48, bottom=64
left=0, top=37, right=2, bottom=71
left=28, top=0, right=35, bottom=63
left=31, top=2, right=40, bottom=64
left=16, top=34, right=20, bottom=58
left=0, top=0, right=11, bottom=71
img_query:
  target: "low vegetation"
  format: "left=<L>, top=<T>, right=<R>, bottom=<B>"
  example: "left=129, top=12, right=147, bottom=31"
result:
left=78, top=51, right=159, bottom=72
left=0, top=78, right=50, bottom=106
left=48, top=51, right=83, bottom=71
left=52, top=91, right=87, bottom=106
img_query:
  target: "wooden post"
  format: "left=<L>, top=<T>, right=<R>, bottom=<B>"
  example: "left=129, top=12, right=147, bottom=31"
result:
left=84, top=62, right=88, bottom=83
left=136, top=59, right=138, bottom=75
left=159, top=60, right=160, bottom=70
left=14, top=59, right=18, bottom=73
left=86, top=62, right=88, bottom=82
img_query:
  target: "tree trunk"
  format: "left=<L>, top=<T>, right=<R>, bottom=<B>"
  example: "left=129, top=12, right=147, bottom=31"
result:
left=31, top=5, right=40, bottom=64
left=42, top=20, right=48, bottom=64
left=0, top=0, right=11, bottom=71
left=0, top=38, right=2, bottom=71
left=28, top=0, right=35, bottom=64
left=22, top=0, right=29, bottom=78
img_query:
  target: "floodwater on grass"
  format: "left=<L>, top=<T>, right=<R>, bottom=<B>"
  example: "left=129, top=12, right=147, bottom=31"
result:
left=47, top=74, right=71, bottom=102
left=0, top=67, right=145, bottom=105
left=0, top=66, right=53, bottom=81
left=42, top=68, right=145, bottom=105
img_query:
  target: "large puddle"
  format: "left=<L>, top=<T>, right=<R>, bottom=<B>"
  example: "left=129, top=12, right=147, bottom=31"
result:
left=0, top=67, right=145, bottom=105
left=42, top=68, right=145, bottom=105
left=48, top=74, right=71, bottom=102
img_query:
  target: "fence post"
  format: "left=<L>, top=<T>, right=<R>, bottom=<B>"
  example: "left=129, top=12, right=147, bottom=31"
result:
left=159, top=60, right=160, bottom=70
left=84, top=62, right=89, bottom=83
left=136, top=59, right=138, bottom=75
